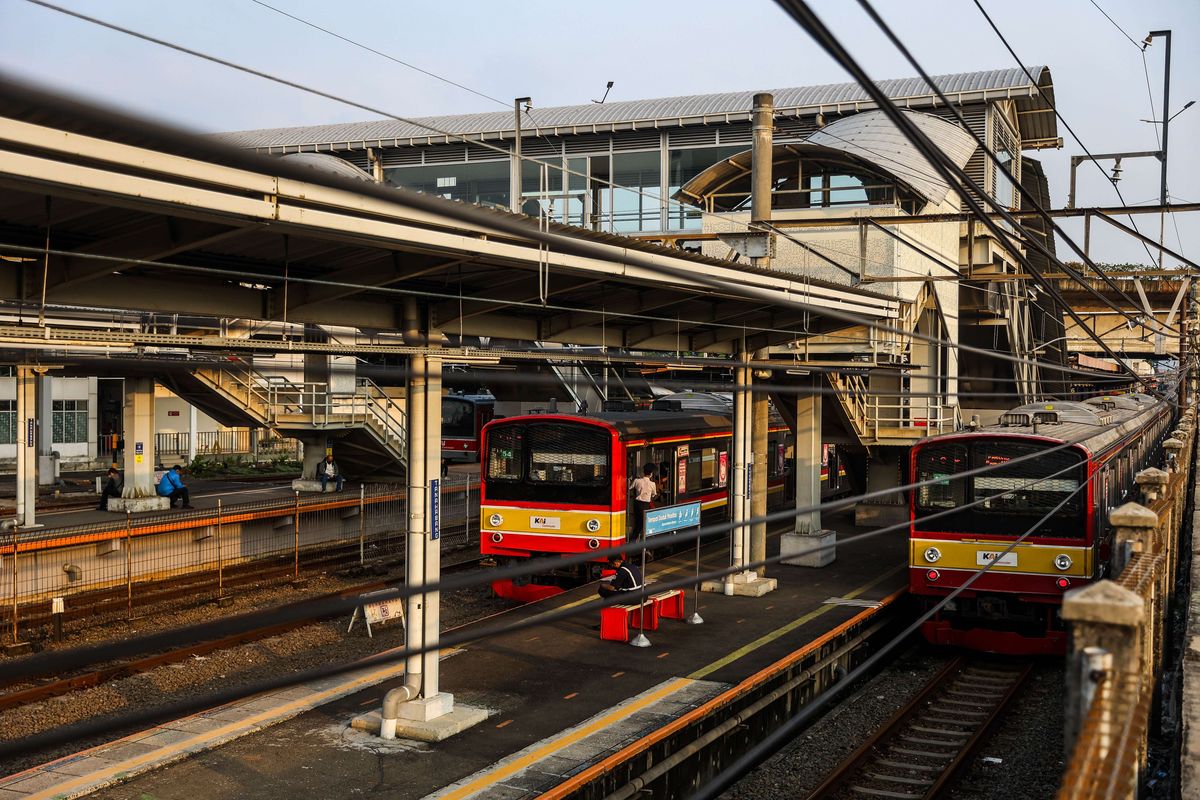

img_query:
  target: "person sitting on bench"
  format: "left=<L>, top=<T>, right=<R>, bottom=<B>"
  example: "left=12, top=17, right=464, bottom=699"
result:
left=97, top=466, right=122, bottom=511
left=157, top=465, right=194, bottom=509
left=598, top=552, right=643, bottom=599
left=316, top=453, right=344, bottom=492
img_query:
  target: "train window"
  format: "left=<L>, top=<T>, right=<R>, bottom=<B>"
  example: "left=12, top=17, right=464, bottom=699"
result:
left=685, top=447, right=719, bottom=492
left=915, top=444, right=968, bottom=509
left=442, top=398, right=475, bottom=438
left=486, top=426, right=523, bottom=481
left=526, top=424, right=609, bottom=485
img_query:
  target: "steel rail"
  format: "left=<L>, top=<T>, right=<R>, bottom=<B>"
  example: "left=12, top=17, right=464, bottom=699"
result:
left=805, top=657, right=1033, bottom=799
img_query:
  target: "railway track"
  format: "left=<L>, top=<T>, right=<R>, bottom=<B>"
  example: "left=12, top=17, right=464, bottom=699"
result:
left=806, top=656, right=1031, bottom=800
left=0, top=554, right=484, bottom=714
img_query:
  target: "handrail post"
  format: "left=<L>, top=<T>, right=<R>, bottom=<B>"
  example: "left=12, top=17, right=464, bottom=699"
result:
left=293, top=491, right=301, bottom=582
left=359, top=484, right=366, bottom=565
left=125, top=510, right=133, bottom=612
left=216, top=498, right=225, bottom=603
left=9, top=527, right=18, bottom=645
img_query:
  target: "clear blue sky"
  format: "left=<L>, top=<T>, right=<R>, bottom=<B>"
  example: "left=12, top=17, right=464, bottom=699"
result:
left=0, top=0, right=1196, bottom=266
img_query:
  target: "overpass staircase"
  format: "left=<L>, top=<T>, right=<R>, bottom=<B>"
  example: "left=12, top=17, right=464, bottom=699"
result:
left=161, top=362, right=407, bottom=477
left=821, top=281, right=960, bottom=446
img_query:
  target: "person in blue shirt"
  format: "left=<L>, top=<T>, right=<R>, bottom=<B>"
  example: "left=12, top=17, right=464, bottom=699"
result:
left=157, top=465, right=194, bottom=509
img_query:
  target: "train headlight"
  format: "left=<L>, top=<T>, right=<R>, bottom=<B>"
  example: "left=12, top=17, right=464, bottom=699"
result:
left=1056, top=577, right=1071, bottom=589
left=926, top=569, right=940, bottom=582
left=1054, top=554, right=1073, bottom=571
left=488, top=513, right=503, bottom=527
left=586, top=518, right=601, bottom=533
left=923, top=547, right=942, bottom=563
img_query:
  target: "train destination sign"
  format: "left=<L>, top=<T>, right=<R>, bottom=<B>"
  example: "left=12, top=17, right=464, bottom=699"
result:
left=644, top=501, right=702, bottom=538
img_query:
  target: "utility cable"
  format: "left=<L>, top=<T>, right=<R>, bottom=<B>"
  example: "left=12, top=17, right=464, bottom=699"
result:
left=805, top=0, right=1167, bottom=395
left=973, top=0, right=1165, bottom=272
left=0, top=442, right=1111, bottom=758
left=687, top=463, right=1100, bottom=799
left=11, top=1, right=1171, bottom=395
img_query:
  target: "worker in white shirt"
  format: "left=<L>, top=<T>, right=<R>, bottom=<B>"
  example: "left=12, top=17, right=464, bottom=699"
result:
left=630, top=463, right=659, bottom=545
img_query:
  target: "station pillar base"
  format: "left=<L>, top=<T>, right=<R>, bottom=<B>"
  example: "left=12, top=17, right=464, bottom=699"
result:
left=701, top=571, right=777, bottom=597
left=107, top=496, right=170, bottom=513
left=781, top=530, right=836, bottom=567
left=352, top=699, right=489, bottom=743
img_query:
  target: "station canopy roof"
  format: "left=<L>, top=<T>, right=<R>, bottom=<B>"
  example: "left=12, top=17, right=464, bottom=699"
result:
left=220, top=67, right=1059, bottom=152
left=677, top=110, right=979, bottom=209
left=0, top=76, right=899, bottom=355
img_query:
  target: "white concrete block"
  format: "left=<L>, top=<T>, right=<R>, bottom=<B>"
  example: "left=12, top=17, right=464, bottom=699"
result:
left=781, top=530, right=836, bottom=568
left=291, top=479, right=338, bottom=493
left=397, top=691, right=455, bottom=722
left=700, top=574, right=778, bottom=596
left=106, top=496, right=170, bottom=513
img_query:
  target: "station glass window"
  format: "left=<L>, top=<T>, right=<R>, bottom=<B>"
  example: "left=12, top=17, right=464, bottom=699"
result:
left=52, top=399, right=87, bottom=444
left=0, top=400, right=14, bottom=444
left=385, top=161, right=511, bottom=209
left=667, top=145, right=745, bottom=230
left=611, top=151, right=662, bottom=233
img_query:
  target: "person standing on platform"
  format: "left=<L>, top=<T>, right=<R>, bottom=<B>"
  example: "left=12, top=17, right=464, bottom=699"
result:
left=597, top=553, right=644, bottom=599
left=630, top=463, right=658, bottom=545
left=97, top=467, right=122, bottom=511
left=157, top=465, right=193, bottom=509
left=317, top=453, right=344, bottom=492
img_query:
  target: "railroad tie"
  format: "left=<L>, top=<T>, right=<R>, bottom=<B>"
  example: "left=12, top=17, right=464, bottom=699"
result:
left=865, top=772, right=936, bottom=787
left=849, top=787, right=921, bottom=798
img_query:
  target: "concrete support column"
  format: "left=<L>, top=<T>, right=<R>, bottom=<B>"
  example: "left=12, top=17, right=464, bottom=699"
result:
left=120, top=378, right=158, bottom=498
left=703, top=358, right=776, bottom=596
left=751, top=384, right=768, bottom=574
left=781, top=387, right=834, bottom=567
left=35, top=374, right=54, bottom=487
left=793, top=390, right=821, bottom=535
left=730, top=361, right=749, bottom=581
left=14, top=367, right=38, bottom=529
left=421, top=353, right=443, bottom=700
left=405, top=353, right=427, bottom=695
left=187, top=404, right=197, bottom=466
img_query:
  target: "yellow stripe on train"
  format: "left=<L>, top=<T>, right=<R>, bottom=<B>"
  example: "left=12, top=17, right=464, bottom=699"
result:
left=482, top=506, right=626, bottom=538
left=910, top=538, right=1092, bottom=578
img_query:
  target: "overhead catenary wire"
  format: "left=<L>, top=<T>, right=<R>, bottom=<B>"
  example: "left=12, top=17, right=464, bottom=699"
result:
left=685, top=458, right=1098, bottom=800
left=826, top=0, right=1166, bottom=392
left=21, top=0, right=1161, bottom=338
left=0, top=443, right=1105, bottom=759
left=14, top=0, right=1174, bottom=397
left=973, top=0, right=1167, bottom=273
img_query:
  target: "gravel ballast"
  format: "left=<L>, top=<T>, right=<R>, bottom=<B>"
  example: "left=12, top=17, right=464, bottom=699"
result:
left=0, top=558, right=514, bottom=777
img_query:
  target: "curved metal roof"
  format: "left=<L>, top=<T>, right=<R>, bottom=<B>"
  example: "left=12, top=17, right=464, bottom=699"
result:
left=220, top=66, right=1058, bottom=152
left=676, top=110, right=978, bottom=207
left=806, top=111, right=978, bottom=204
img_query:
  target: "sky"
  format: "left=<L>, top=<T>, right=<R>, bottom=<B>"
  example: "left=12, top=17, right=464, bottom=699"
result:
left=0, top=0, right=1197, bottom=267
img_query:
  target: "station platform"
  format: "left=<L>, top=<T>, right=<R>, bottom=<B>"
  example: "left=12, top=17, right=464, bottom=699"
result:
left=1, top=518, right=907, bottom=800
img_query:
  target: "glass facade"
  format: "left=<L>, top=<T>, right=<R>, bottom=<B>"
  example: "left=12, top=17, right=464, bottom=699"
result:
left=52, top=399, right=87, bottom=444
left=385, top=161, right=511, bottom=209
left=379, top=129, right=944, bottom=232
left=668, top=145, right=745, bottom=229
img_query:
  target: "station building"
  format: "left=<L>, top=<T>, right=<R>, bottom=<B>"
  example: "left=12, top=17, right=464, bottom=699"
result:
left=223, top=67, right=1064, bottom=521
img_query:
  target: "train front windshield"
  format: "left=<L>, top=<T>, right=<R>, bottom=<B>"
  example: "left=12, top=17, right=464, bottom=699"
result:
left=485, top=421, right=612, bottom=505
left=914, top=439, right=1086, bottom=538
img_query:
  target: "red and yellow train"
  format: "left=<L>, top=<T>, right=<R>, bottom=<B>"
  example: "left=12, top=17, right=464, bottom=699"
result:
left=909, top=394, right=1172, bottom=655
left=479, top=393, right=848, bottom=597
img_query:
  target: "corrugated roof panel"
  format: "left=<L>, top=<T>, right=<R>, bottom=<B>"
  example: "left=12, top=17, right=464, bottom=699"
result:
left=807, top=110, right=978, bottom=204
left=219, top=67, right=1055, bottom=150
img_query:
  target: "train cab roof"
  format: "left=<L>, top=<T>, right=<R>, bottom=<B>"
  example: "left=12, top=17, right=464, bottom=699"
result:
left=487, top=410, right=732, bottom=441
left=941, top=394, right=1171, bottom=457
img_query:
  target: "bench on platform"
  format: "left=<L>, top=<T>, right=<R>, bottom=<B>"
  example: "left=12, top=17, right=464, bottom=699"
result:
left=599, top=598, right=658, bottom=641
left=650, top=589, right=686, bottom=620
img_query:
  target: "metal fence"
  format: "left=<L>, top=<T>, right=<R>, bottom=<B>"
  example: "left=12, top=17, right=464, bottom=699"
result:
left=0, top=473, right=480, bottom=639
left=1058, top=410, right=1194, bottom=799
left=98, top=429, right=301, bottom=461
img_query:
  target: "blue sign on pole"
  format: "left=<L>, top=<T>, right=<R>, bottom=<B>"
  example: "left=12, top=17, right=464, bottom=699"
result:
left=430, top=478, right=441, bottom=540
left=644, top=502, right=702, bottom=537
left=25, top=418, right=34, bottom=448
